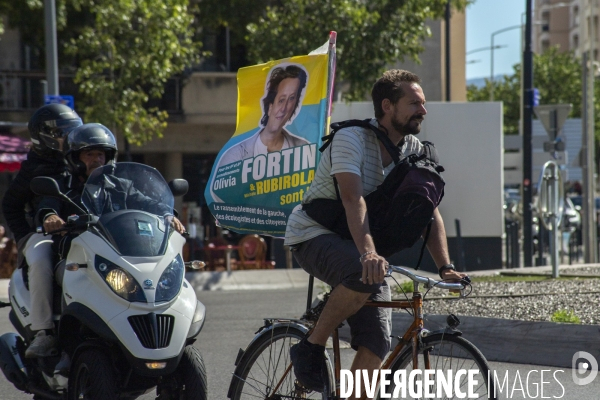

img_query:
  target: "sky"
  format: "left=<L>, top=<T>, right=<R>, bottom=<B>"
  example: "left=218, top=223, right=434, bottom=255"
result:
left=466, top=0, right=526, bottom=81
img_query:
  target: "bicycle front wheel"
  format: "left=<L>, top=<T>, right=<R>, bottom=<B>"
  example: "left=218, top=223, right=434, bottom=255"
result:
left=229, top=325, right=332, bottom=399
left=379, top=333, right=496, bottom=400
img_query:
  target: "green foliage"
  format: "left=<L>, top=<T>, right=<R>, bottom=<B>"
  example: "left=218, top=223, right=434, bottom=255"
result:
left=199, top=0, right=470, bottom=101
left=551, top=309, right=581, bottom=324
left=467, top=46, right=600, bottom=141
left=0, top=0, right=200, bottom=145
left=65, top=0, right=200, bottom=145
left=395, top=280, right=417, bottom=295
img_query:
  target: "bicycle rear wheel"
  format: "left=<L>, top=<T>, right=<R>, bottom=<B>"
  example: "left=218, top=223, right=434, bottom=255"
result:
left=229, top=325, right=332, bottom=399
left=379, top=333, right=496, bottom=400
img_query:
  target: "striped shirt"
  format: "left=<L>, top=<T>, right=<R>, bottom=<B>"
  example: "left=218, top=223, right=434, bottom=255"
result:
left=284, top=118, right=424, bottom=245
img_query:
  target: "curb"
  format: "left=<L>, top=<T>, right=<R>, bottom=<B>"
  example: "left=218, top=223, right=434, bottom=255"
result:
left=184, top=269, right=326, bottom=291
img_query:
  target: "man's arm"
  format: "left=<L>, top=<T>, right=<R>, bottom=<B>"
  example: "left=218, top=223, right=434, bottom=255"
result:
left=123, top=182, right=185, bottom=234
left=335, top=172, right=387, bottom=285
left=426, top=208, right=465, bottom=280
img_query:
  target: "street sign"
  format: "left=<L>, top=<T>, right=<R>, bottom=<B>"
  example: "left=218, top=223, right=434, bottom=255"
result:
left=44, top=94, right=75, bottom=110
left=531, top=88, right=540, bottom=107
left=543, top=140, right=566, bottom=152
left=534, top=104, right=572, bottom=140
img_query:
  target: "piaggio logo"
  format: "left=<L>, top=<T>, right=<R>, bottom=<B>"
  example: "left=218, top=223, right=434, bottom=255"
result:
left=12, top=296, right=29, bottom=318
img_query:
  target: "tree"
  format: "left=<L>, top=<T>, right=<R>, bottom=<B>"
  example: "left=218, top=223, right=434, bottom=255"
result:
left=467, top=47, right=597, bottom=139
left=198, top=0, right=470, bottom=101
left=66, top=0, right=200, bottom=145
left=0, top=0, right=71, bottom=66
left=0, top=0, right=200, bottom=145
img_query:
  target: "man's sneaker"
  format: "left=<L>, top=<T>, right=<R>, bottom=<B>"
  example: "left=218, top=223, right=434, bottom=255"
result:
left=54, top=351, right=71, bottom=376
left=25, top=330, right=58, bottom=358
left=290, top=338, right=326, bottom=392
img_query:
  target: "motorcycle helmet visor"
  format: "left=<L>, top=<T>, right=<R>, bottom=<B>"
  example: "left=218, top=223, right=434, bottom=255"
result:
left=40, top=117, right=83, bottom=139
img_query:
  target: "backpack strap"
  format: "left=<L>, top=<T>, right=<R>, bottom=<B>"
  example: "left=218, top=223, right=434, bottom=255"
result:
left=324, top=119, right=399, bottom=200
left=420, top=141, right=445, bottom=173
left=414, top=219, right=433, bottom=271
left=322, top=119, right=402, bottom=165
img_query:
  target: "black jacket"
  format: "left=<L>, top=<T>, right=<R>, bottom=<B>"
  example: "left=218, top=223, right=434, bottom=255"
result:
left=34, top=174, right=86, bottom=229
left=36, top=173, right=171, bottom=227
left=2, top=150, right=69, bottom=242
left=82, top=174, right=171, bottom=217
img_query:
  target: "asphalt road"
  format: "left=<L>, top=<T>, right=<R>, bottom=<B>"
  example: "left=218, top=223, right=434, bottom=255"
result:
left=0, top=288, right=598, bottom=399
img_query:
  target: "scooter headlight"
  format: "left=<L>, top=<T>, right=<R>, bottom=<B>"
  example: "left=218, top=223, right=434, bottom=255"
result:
left=95, top=256, right=147, bottom=302
left=155, top=255, right=184, bottom=303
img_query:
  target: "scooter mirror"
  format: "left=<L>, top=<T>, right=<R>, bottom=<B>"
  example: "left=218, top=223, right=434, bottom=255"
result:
left=169, top=179, right=189, bottom=197
left=30, top=176, right=62, bottom=197
left=185, top=260, right=206, bottom=270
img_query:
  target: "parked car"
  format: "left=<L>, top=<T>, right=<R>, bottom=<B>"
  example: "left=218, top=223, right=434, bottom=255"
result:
left=569, top=195, right=600, bottom=211
left=562, top=197, right=581, bottom=230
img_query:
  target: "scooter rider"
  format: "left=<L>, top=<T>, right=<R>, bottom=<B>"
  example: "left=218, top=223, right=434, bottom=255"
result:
left=26, top=123, right=184, bottom=358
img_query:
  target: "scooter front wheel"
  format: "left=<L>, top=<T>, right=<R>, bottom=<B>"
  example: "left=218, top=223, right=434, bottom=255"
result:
left=68, top=348, right=118, bottom=400
left=156, top=345, right=208, bottom=400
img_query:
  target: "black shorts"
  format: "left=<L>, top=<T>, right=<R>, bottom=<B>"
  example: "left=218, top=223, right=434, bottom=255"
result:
left=293, top=234, right=392, bottom=360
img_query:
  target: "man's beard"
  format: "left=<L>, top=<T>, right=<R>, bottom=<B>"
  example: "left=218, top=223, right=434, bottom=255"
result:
left=391, top=114, right=422, bottom=135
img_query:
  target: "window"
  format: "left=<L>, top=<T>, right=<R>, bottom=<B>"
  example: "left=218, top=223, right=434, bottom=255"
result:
left=541, top=39, right=550, bottom=53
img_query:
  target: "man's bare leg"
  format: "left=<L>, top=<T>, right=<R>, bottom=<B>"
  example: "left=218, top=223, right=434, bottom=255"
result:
left=307, top=285, right=370, bottom=346
left=349, top=346, right=382, bottom=399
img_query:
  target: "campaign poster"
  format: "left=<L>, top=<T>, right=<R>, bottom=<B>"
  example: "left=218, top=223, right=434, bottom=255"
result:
left=204, top=50, right=331, bottom=237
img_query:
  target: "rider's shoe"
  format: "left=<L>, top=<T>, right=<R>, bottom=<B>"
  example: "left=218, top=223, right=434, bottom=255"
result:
left=54, top=351, right=71, bottom=377
left=25, top=330, right=58, bottom=358
left=290, top=338, right=326, bottom=392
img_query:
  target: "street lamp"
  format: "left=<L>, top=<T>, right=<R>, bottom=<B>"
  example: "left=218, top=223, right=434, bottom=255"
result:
left=490, top=25, right=522, bottom=101
left=466, top=44, right=507, bottom=56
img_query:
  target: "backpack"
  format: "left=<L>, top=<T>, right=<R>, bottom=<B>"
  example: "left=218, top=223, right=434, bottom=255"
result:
left=302, top=119, right=445, bottom=260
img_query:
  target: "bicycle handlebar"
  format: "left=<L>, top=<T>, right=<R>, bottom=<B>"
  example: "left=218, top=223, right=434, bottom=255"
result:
left=386, top=264, right=468, bottom=293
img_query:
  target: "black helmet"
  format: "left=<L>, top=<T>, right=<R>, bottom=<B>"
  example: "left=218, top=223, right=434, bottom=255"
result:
left=64, top=123, right=118, bottom=176
left=28, top=104, right=83, bottom=157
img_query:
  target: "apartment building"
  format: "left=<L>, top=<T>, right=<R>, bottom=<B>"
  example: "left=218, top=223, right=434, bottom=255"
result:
left=534, top=0, right=599, bottom=58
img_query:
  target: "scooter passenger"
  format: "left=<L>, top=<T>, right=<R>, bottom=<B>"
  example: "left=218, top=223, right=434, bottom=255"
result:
left=0, top=104, right=83, bottom=359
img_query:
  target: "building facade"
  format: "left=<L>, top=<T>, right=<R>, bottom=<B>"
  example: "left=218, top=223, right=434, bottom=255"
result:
left=533, top=0, right=599, bottom=58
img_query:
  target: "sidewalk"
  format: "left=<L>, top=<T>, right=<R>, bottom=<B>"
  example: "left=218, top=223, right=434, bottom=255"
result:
left=0, top=262, right=597, bottom=295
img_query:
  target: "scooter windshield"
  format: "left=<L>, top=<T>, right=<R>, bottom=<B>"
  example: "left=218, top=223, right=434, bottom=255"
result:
left=82, top=162, right=175, bottom=256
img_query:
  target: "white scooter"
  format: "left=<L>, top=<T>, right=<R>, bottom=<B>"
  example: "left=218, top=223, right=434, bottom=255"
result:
left=0, top=162, right=207, bottom=400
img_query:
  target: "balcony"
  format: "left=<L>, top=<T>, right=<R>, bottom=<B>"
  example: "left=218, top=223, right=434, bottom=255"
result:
left=0, top=69, right=187, bottom=116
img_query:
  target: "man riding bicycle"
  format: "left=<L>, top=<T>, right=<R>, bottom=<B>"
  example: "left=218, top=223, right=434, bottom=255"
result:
left=284, top=69, right=467, bottom=395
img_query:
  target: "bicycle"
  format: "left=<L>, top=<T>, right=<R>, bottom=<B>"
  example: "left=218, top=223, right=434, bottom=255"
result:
left=227, top=265, right=497, bottom=399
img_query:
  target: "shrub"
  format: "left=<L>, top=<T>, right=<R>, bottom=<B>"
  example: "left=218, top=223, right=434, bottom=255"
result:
left=551, top=309, right=581, bottom=324
left=395, top=280, right=417, bottom=295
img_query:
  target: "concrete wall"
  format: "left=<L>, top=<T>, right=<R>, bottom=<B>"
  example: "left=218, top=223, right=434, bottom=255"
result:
left=393, top=11, right=467, bottom=102
left=181, top=72, right=237, bottom=125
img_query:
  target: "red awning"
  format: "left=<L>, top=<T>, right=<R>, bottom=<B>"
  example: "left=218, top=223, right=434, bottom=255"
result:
left=0, top=134, right=31, bottom=172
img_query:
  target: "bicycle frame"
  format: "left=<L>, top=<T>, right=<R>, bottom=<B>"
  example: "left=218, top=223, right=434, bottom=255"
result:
left=328, top=281, right=430, bottom=400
